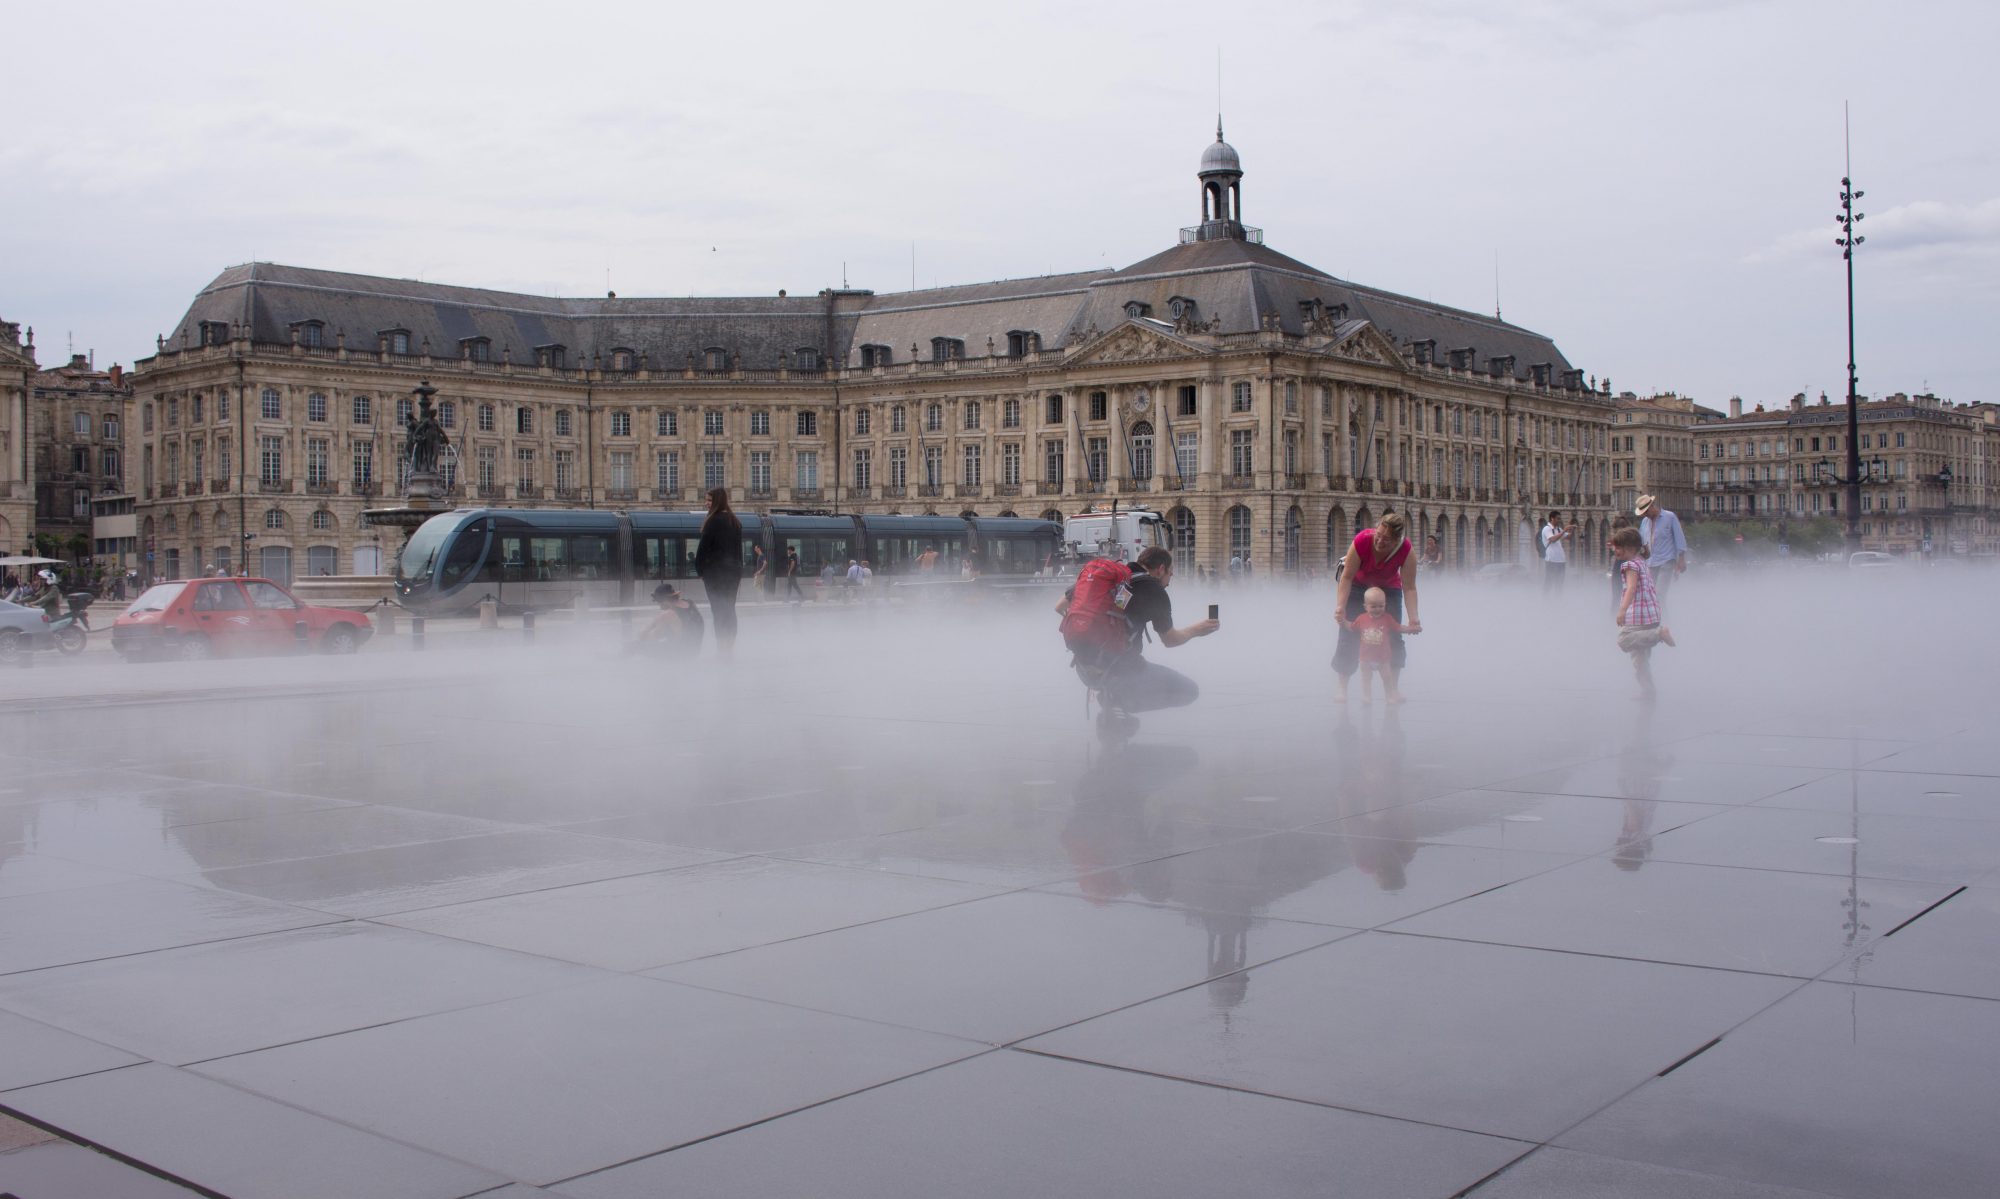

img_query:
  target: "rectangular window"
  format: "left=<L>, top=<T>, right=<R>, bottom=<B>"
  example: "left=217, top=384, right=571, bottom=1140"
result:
left=477, top=404, right=495, bottom=432
left=477, top=447, right=497, bottom=489
left=656, top=451, right=680, bottom=493
left=1232, top=382, right=1252, bottom=413
left=1044, top=441, right=1065, bottom=484
left=102, top=448, right=120, bottom=477
left=398, top=397, right=415, bottom=428
left=516, top=407, right=533, bottom=435
left=796, top=450, right=818, bottom=491
left=1046, top=395, right=1063, bottom=424
left=1285, top=381, right=1298, bottom=414
left=749, top=451, right=772, bottom=492
left=69, top=411, right=88, bottom=438
left=1003, top=398, right=1020, bottom=428
left=261, top=389, right=281, bottom=420
left=217, top=391, right=230, bottom=421
left=307, top=393, right=327, bottom=422
left=1086, top=436, right=1108, bottom=483
left=924, top=446, right=944, bottom=487
left=1320, top=386, right=1332, bottom=419
left=259, top=436, right=283, bottom=484
left=554, top=449, right=575, bottom=490
left=1230, top=428, right=1253, bottom=476
left=610, top=411, right=631, bottom=437
left=1180, top=386, right=1198, bottom=418
left=796, top=410, right=817, bottom=436
left=515, top=447, right=535, bottom=489
left=853, top=448, right=872, bottom=490
left=1322, top=433, right=1334, bottom=476
left=751, top=410, right=771, bottom=436
left=353, top=395, right=372, bottom=424
left=704, top=410, right=724, bottom=437
left=889, top=446, right=907, bottom=488
left=1177, top=431, right=1198, bottom=480
left=657, top=410, right=678, bottom=436
left=609, top=451, right=633, bottom=491
left=306, top=438, right=329, bottom=485
left=1002, top=443, right=1021, bottom=485
left=961, top=444, right=981, bottom=486
left=856, top=407, right=872, bottom=435
left=352, top=440, right=374, bottom=486
left=1089, top=392, right=1108, bottom=421
left=891, top=406, right=906, bottom=433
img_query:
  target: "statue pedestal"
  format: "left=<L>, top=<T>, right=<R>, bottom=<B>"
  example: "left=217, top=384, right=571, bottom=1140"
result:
left=404, top=471, right=444, bottom=509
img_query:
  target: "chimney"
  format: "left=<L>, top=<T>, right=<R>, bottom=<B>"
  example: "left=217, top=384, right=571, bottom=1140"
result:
left=109, top=364, right=123, bottom=389
left=1729, top=396, right=1743, bottom=419
left=1791, top=392, right=1804, bottom=411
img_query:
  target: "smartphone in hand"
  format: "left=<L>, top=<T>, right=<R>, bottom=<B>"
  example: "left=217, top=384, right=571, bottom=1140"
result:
left=1208, top=603, right=1219, bottom=621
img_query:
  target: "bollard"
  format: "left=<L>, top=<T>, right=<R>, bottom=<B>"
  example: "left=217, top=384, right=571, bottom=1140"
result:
left=522, top=610, right=536, bottom=642
left=294, top=620, right=310, bottom=650
left=411, top=616, right=425, bottom=651
left=477, top=598, right=498, bottom=629
left=377, top=609, right=397, bottom=637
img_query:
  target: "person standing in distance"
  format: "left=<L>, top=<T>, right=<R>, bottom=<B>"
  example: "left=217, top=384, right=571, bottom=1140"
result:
left=1331, top=511, right=1423, bottom=704
left=694, top=487, right=744, bottom=658
left=1541, top=510, right=1575, bottom=595
left=1635, top=494, right=1689, bottom=608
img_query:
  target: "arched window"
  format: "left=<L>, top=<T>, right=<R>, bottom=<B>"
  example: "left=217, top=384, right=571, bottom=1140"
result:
left=163, top=514, right=178, bottom=536
left=1041, top=508, right=1063, bottom=523
left=1227, top=504, right=1252, bottom=557
left=311, top=509, right=334, bottom=531
left=1171, top=506, right=1196, bottom=570
left=215, top=508, right=229, bottom=533
left=264, top=509, right=285, bottom=530
left=188, top=513, right=202, bottom=538
left=1130, top=421, right=1155, bottom=481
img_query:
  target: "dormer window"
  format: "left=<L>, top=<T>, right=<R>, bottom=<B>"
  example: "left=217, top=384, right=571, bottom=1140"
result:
left=1560, top=368, right=1586, bottom=390
left=1123, top=301, right=1152, bottom=320
left=793, top=348, right=820, bottom=372
left=379, top=328, right=412, bottom=355
left=859, top=344, right=892, bottom=368
left=609, top=347, right=636, bottom=372
left=1328, top=303, right=1349, bottom=322
left=1005, top=331, right=1036, bottom=358
left=1299, top=299, right=1324, bottom=323
left=1448, top=347, right=1474, bottom=371
left=537, top=343, right=568, bottom=369
left=1411, top=339, right=1436, bottom=366
left=291, top=320, right=325, bottom=348
left=1488, top=355, right=1516, bottom=379
left=1168, top=296, right=1196, bottom=321
left=460, top=336, right=491, bottom=363
left=930, top=337, right=964, bottom=362
left=199, top=321, right=230, bottom=347
left=1529, top=363, right=1552, bottom=387
left=702, top=347, right=728, bottom=373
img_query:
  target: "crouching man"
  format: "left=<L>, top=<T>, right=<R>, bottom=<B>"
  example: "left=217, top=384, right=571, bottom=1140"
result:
left=1058, top=546, right=1218, bottom=739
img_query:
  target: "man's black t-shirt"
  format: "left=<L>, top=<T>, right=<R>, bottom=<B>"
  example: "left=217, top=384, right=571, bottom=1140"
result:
left=1121, top=572, right=1172, bottom=650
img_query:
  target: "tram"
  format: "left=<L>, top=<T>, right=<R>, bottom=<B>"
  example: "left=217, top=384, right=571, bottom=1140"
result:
left=393, top=507, right=1064, bottom=613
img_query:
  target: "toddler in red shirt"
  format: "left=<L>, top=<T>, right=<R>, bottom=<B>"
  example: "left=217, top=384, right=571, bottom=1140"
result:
left=1350, top=587, right=1420, bottom=705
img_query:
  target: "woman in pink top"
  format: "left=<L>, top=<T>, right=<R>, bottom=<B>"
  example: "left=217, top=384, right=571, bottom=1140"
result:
left=1332, top=512, right=1423, bottom=703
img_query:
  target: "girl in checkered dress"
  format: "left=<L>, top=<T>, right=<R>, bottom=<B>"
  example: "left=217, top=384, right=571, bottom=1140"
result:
left=1611, top=528, right=1675, bottom=698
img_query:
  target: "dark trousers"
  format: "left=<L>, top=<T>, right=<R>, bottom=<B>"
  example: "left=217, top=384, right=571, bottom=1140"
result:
left=1332, top=587, right=1405, bottom=678
left=705, top=576, right=740, bottom=644
left=1080, top=657, right=1200, bottom=714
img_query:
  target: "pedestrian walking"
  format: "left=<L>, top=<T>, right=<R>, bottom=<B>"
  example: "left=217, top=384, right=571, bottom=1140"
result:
left=694, top=487, right=744, bottom=658
left=1635, top=495, right=1689, bottom=609
left=783, top=547, right=804, bottom=602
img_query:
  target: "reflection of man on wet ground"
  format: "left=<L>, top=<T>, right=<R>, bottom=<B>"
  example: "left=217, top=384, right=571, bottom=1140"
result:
left=1060, top=547, right=1218, bottom=740
left=634, top=582, right=704, bottom=659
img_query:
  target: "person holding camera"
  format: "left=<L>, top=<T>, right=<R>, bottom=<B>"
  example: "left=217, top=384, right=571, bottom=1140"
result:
left=1541, top=510, right=1576, bottom=595
left=1058, top=547, right=1219, bottom=739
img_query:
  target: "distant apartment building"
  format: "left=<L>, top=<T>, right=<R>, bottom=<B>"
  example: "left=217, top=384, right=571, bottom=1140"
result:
left=1610, top=392, right=1722, bottom=521
left=32, top=353, right=131, bottom=554
left=0, top=320, right=35, bottom=552
left=1691, top=392, right=1999, bottom=555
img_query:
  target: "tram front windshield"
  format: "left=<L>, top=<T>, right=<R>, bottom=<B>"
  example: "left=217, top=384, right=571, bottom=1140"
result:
left=398, top=513, right=472, bottom=583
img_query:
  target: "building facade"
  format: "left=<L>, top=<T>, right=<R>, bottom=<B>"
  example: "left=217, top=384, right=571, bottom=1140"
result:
left=0, top=321, right=35, bottom=553
left=130, top=133, right=1618, bottom=584
left=1610, top=392, right=1721, bottom=521
left=31, top=354, right=130, bottom=556
left=1691, top=392, right=1999, bottom=555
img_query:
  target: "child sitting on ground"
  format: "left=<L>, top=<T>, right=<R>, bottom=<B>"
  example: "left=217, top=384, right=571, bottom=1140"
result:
left=1612, top=528, right=1675, bottom=698
left=1347, top=586, right=1419, bottom=705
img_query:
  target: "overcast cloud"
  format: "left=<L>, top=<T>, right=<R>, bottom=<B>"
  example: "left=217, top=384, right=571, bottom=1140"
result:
left=4, top=0, right=1993, bottom=407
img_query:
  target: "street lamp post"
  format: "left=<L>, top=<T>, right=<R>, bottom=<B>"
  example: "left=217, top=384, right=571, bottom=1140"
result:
left=1834, top=127, right=1866, bottom=549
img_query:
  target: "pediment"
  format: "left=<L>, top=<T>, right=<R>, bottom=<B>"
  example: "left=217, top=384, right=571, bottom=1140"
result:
left=1066, top=320, right=1204, bottom=366
left=1326, top=321, right=1407, bottom=370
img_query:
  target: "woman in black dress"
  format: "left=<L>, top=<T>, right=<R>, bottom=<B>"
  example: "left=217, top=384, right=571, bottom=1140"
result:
left=694, top=487, right=744, bottom=658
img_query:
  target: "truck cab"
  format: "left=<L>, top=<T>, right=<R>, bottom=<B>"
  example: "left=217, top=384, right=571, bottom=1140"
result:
left=1062, top=505, right=1167, bottom=564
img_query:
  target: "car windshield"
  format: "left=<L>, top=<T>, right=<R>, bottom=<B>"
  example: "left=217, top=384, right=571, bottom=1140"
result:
left=126, top=584, right=181, bottom=613
left=398, top=512, right=471, bottom=583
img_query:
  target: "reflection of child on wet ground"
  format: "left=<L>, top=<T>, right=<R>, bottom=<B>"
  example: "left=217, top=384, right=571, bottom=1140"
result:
left=1612, top=528, right=1675, bottom=698
left=1344, top=587, right=1419, bottom=705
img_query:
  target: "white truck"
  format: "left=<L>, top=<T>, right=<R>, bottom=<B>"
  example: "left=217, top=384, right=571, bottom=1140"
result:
left=1062, top=504, right=1168, bottom=565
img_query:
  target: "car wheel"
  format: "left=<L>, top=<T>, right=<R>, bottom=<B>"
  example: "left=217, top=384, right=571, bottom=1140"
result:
left=322, top=624, right=359, bottom=655
left=0, top=629, right=21, bottom=664
left=53, top=626, right=86, bottom=655
left=177, top=634, right=212, bottom=662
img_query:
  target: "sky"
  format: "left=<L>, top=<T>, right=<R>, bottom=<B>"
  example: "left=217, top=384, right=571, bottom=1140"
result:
left=4, top=0, right=1995, bottom=409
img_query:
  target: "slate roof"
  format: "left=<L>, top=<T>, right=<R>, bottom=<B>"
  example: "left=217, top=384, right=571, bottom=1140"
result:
left=165, top=233, right=1577, bottom=383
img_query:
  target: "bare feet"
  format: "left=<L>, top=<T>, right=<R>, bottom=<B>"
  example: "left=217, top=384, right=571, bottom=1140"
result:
left=1387, top=694, right=1406, bottom=705
left=1334, top=692, right=1349, bottom=704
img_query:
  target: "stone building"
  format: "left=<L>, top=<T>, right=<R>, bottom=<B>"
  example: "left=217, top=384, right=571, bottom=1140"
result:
left=1610, top=392, right=1722, bottom=521
left=31, top=354, right=130, bottom=555
left=130, top=130, right=1617, bottom=584
left=0, top=320, right=35, bottom=553
left=1691, top=392, right=1998, bottom=555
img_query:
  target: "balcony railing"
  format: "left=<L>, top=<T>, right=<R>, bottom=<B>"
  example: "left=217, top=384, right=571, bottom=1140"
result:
left=881, top=484, right=906, bottom=498
left=606, top=489, right=638, bottom=501
left=1282, top=473, right=1305, bottom=490
left=1077, top=478, right=1104, bottom=494
left=353, top=481, right=380, bottom=497
left=553, top=486, right=581, bottom=501
left=917, top=483, right=942, bottom=498
left=1037, top=481, right=1064, bottom=496
left=953, top=484, right=982, bottom=498
left=1160, top=476, right=1187, bottom=491
left=185, top=480, right=205, bottom=496
left=747, top=487, right=775, bottom=500
left=157, top=483, right=179, bottom=498
left=992, top=483, right=1020, bottom=497
left=1119, top=477, right=1152, bottom=492
left=258, top=478, right=289, bottom=493
left=792, top=488, right=822, bottom=501
left=1225, top=474, right=1254, bottom=490
left=478, top=484, right=506, bottom=499
left=306, top=480, right=336, bottom=495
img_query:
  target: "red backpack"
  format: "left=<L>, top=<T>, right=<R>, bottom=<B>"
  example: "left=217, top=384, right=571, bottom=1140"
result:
left=1060, top=558, right=1135, bottom=665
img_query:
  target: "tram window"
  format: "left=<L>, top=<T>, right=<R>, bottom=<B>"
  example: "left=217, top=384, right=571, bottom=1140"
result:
left=528, top=537, right=570, bottom=580
left=783, top=536, right=850, bottom=573
left=636, top=535, right=697, bottom=579
left=439, top=528, right=485, bottom=588
left=571, top=534, right=612, bottom=580
left=982, top=538, right=1035, bottom=574
left=494, top=534, right=530, bottom=582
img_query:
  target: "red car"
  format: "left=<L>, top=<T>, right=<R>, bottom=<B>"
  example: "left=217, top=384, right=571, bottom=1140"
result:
left=112, top=577, right=373, bottom=661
